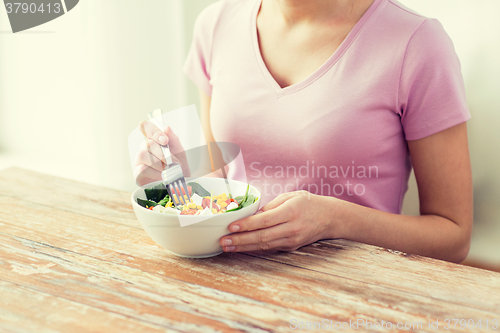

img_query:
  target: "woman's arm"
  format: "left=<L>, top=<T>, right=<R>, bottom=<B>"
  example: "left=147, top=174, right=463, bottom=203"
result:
left=199, top=89, right=228, bottom=178
left=333, top=122, right=473, bottom=262
left=221, top=122, right=473, bottom=263
left=199, top=89, right=214, bottom=144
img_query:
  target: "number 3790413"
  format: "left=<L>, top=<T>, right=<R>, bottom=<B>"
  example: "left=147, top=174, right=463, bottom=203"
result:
left=443, top=319, right=498, bottom=330
left=5, top=2, right=61, bottom=14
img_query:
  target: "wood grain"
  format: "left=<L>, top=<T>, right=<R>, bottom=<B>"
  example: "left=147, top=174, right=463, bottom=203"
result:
left=0, top=280, right=168, bottom=333
left=0, top=167, right=136, bottom=227
left=2, top=229, right=498, bottom=333
left=245, top=240, right=500, bottom=312
left=1, top=167, right=499, bottom=332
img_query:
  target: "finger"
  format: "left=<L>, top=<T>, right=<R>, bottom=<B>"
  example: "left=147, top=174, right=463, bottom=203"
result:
left=228, top=202, right=294, bottom=233
left=134, top=140, right=165, bottom=171
left=163, top=126, right=187, bottom=157
left=223, top=239, right=288, bottom=252
left=260, top=192, right=298, bottom=212
left=134, top=150, right=164, bottom=172
left=159, top=126, right=190, bottom=174
left=143, top=138, right=174, bottom=164
left=222, top=223, right=297, bottom=252
left=139, top=121, right=169, bottom=146
left=134, top=164, right=162, bottom=186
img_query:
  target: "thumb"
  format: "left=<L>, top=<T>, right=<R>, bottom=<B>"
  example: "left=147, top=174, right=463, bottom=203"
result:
left=260, top=192, right=297, bottom=212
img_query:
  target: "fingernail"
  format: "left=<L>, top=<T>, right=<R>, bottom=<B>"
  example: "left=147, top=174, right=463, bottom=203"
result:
left=222, top=239, right=232, bottom=246
left=230, top=225, right=240, bottom=232
left=159, top=135, right=168, bottom=145
left=225, top=246, right=235, bottom=252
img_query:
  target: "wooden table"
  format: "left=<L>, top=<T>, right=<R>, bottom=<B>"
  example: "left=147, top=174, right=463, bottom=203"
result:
left=0, top=168, right=499, bottom=332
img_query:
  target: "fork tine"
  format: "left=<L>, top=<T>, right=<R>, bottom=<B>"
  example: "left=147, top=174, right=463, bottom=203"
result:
left=176, top=184, right=184, bottom=206
left=175, top=182, right=186, bottom=206
left=160, top=161, right=189, bottom=207
left=180, top=181, right=191, bottom=204
left=178, top=181, right=189, bottom=205
left=168, top=184, right=178, bottom=206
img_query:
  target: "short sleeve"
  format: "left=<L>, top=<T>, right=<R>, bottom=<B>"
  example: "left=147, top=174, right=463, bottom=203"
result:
left=183, top=2, right=224, bottom=97
left=398, top=18, right=471, bottom=141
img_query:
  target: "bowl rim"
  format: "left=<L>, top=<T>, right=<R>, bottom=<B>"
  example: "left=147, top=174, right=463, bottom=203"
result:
left=131, top=177, right=261, bottom=217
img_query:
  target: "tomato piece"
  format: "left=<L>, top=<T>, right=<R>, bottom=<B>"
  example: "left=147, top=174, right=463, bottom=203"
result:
left=180, top=209, right=197, bottom=215
left=180, top=186, right=192, bottom=196
left=201, top=198, right=211, bottom=209
left=201, top=198, right=219, bottom=212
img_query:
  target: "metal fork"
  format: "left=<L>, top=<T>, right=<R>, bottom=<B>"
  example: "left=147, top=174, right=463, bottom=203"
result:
left=147, top=109, right=191, bottom=207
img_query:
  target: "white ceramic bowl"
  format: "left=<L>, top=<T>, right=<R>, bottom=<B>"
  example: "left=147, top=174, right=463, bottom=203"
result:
left=131, top=177, right=261, bottom=258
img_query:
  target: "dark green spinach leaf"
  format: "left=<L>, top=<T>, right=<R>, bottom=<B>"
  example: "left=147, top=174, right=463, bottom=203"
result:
left=187, top=182, right=210, bottom=197
left=144, top=183, right=169, bottom=203
left=137, top=198, right=158, bottom=208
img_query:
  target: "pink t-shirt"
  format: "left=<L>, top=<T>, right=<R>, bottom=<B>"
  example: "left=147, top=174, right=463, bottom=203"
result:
left=183, top=0, right=471, bottom=213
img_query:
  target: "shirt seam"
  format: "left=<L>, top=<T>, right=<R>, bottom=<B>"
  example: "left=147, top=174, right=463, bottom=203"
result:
left=404, top=107, right=470, bottom=139
left=250, top=0, right=280, bottom=94
left=280, top=0, right=385, bottom=97
left=395, top=19, right=428, bottom=117
left=184, top=68, right=212, bottom=97
left=388, top=0, right=426, bottom=19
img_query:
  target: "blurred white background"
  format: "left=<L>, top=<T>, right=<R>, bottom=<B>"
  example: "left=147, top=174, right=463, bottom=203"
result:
left=0, top=0, right=498, bottom=266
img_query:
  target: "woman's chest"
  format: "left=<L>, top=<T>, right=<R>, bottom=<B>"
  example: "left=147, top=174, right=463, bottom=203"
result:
left=256, top=25, right=348, bottom=89
left=208, top=11, right=407, bottom=163
left=209, top=80, right=405, bottom=169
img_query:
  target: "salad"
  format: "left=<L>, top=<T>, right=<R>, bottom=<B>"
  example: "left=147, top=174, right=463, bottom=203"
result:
left=137, top=181, right=258, bottom=216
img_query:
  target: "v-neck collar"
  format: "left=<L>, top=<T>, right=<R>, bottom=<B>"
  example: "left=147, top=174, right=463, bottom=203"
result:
left=251, top=0, right=383, bottom=97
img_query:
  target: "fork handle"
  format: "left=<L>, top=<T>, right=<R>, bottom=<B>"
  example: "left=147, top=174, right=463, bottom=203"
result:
left=148, top=110, right=173, bottom=166
left=159, top=145, right=173, bottom=166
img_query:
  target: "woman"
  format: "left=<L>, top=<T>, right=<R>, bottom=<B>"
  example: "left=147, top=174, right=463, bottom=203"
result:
left=136, top=0, right=472, bottom=263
